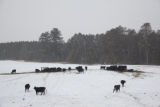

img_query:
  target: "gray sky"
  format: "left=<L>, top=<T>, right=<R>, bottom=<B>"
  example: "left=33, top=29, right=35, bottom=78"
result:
left=0, top=0, right=160, bottom=42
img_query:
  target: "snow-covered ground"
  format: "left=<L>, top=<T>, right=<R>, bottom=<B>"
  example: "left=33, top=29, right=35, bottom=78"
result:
left=0, top=60, right=160, bottom=107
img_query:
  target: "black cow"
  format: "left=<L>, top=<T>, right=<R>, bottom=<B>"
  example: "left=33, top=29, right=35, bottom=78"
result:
left=50, top=68, right=57, bottom=72
left=57, top=67, right=62, bottom=72
left=106, top=65, right=118, bottom=71
left=11, top=69, right=16, bottom=74
left=85, top=66, right=88, bottom=70
left=100, top=66, right=106, bottom=70
left=34, top=87, right=46, bottom=95
left=118, top=66, right=127, bottom=71
left=62, top=68, right=66, bottom=72
left=76, top=66, right=84, bottom=73
left=41, top=67, right=49, bottom=72
left=68, top=67, right=71, bottom=71
left=113, top=85, right=120, bottom=93
left=35, top=69, right=40, bottom=72
left=120, top=80, right=126, bottom=87
left=25, top=84, right=30, bottom=92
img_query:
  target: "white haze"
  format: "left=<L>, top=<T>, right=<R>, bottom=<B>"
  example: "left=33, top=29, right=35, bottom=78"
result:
left=0, top=0, right=160, bottom=42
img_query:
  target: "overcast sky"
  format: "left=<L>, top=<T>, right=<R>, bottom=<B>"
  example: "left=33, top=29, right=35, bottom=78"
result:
left=0, top=0, right=160, bottom=42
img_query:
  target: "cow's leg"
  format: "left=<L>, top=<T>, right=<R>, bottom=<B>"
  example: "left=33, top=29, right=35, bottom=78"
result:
left=116, top=89, right=118, bottom=92
left=113, top=89, right=115, bottom=93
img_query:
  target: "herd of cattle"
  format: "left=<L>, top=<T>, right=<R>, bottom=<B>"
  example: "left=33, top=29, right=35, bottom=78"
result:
left=100, top=65, right=127, bottom=71
left=11, top=65, right=129, bottom=95
left=35, top=66, right=88, bottom=73
left=10, top=66, right=88, bottom=74
left=100, top=65, right=135, bottom=73
left=11, top=65, right=131, bottom=74
left=24, top=79, right=126, bottom=95
left=34, top=65, right=129, bottom=73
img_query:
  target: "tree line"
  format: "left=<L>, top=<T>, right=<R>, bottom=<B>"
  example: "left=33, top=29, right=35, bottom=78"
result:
left=0, top=23, right=160, bottom=65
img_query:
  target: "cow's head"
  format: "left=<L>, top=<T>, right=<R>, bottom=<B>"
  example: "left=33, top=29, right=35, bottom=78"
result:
left=34, top=86, right=37, bottom=90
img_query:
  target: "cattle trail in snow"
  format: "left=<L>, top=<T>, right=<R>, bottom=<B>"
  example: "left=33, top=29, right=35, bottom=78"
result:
left=122, top=91, right=148, bottom=107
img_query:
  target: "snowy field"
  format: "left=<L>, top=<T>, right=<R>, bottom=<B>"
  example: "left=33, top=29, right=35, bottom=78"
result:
left=0, top=60, right=160, bottom=107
